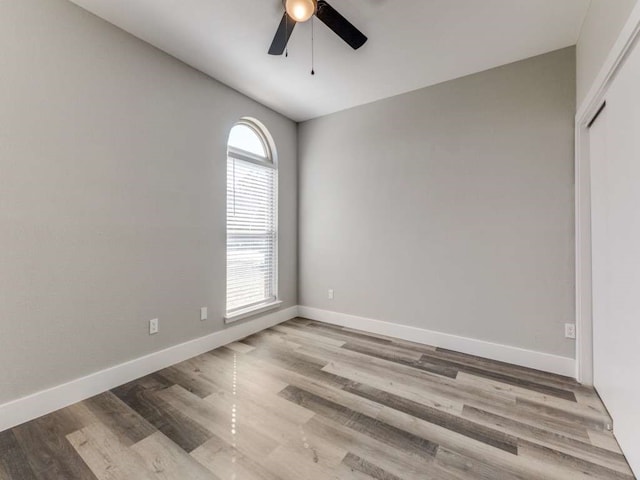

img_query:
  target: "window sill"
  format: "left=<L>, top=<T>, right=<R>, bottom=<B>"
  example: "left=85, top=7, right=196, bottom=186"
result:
left=224, top=300, right=283, bottom=325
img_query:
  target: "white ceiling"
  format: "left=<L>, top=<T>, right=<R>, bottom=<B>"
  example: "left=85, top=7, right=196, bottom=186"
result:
left=68, top=0, right=590, bottom=122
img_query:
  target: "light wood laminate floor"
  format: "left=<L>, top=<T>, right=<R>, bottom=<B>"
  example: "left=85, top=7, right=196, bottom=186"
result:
left=0, top=318, right=635, bottom=479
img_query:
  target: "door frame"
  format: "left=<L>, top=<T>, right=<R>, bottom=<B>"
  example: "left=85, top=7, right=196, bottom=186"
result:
left=575, top=3, right=640, bottom=384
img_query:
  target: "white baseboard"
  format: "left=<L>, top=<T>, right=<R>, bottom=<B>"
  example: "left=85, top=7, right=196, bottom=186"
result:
left=298, top=306, right=576, bottom=378
left=0, top=306, right=298, bottom=432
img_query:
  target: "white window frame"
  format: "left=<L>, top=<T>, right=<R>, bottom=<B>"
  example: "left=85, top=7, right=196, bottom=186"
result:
left=224, top=119, right=280, bottom=323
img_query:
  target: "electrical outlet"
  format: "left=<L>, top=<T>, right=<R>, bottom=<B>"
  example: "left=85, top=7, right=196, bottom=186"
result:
left=565, top=323, right=576, bottom=339
left=328, top=289, right=334, bottom=300
left=149, top=318, right=159, bottom=335
left=200, top=307, right=208, bottom=321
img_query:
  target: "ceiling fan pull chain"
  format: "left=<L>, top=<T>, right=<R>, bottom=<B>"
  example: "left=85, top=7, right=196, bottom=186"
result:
left=311, top=16, right=315, bottom=75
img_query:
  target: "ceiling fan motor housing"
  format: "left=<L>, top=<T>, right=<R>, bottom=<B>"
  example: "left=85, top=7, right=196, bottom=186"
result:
left=285, top=0, right=317, bottom=23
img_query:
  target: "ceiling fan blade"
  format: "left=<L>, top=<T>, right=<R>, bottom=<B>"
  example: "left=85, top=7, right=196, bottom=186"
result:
left=268, top=13, right=297, bottom=55
left=315, top=0, right=367, bottom=50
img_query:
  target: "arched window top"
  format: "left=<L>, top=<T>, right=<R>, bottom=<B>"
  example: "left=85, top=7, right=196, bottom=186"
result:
left=227, top=120, right=274, bottom=165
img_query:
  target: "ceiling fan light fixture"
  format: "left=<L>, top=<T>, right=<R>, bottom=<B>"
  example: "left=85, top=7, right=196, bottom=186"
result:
left=285, top=0, right=316, bottom=23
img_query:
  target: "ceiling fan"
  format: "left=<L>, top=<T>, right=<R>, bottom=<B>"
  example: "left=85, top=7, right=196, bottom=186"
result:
left=268, top=0, right=367, bottom=55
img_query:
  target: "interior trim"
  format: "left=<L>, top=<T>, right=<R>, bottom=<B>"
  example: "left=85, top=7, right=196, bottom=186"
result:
left=224, top=300, right=283, bottom=324
left=575, top=1, right=640, bottom=386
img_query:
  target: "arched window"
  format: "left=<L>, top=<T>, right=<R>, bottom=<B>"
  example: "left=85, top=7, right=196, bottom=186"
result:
left=225, top=119, right=278, bottom=321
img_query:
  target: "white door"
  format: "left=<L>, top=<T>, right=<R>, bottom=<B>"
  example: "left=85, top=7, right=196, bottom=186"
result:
left=589, top=37, right=640, bottom=475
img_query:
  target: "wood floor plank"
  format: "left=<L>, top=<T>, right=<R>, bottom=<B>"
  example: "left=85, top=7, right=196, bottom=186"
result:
left=210, top=342, right=387, bottom=419
left=289, top=318, right=313, bottom=326
left=287, top=321, right=401, bottom=350
left=246, top=338, right=352, bottom=388
left=153, top=365, right=218, bottom=399
left=287, top=321, right=433, bottom=366
left=302, top=341, right=517, bottom=409
left=419, top=350, right=578, bottom=402
left=341, top=341, right=459, bottom=378
left=301, top=320, right=401, bottom=346
left=462, top=405, right=632, bottom=474
left=0, top=430, right=38, bottom=480
left=190, top=348, right=292, bottom=396
left=574, top=388, right=613, bottom=416
left=190, top=435, right=280, bottom=480
left=305, top=415, right=461, bottom=480
left=515, top=396, right=609, bottom=431
left=271, top=324, right=348, bottom=347
left=456, top=371, right=610, bottom=426
left=345, top=337, right=426, bottom=361
left=322, top=357, right=510, bottom=414
left=202, top=387, right=348, bottom=469
left=12, top=410, right=98, bottom=480
left=434, top=447, right=528, bottom=480
left=251, top=357, right=386, bottom=419
left=341, top=452, right=403, bottom=480
left=375, top=404, right=597, bottom=480
left=518, top=440, right=635, bottom=480
left=112, top=380, right=213, bottom=453
left=84, top=392, right=156, bottom=446
left=130, top=432, right=216, bottom=480
left=433, top=347, right=580, bottom=390
left=224, top=341, right=255, bottom=354
left=322, top=356, right=594, bottom=443
left=278, top=385, right=439, bottom=461
left=1, top=318, right=635, bottom=479
left=202, top=352, right=341, bottom=425
left=589, top=430, right=625, bottom=454
left=261, top=445, right=344, bottom=480
left=302, top=320, right=394, bottom=343
left=156, top=385, right=277, bottom=461
left=0, top=463, right=9, bottom=480
left=67, top=423, right=156, bottom=480
left=343, top=382, right=518, bottom=454
left=240, top=329, right=304, bottom=351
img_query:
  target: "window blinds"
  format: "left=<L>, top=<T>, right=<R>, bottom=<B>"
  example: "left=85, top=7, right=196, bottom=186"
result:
left=226, top=155, right=277, bottom=314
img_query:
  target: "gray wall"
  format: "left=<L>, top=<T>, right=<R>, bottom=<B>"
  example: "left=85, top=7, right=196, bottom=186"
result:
left=0, top=0, right=297, bottom=405
left=299, top=47, right=576, bottom=358
left=576, top=0, right=637, bottom=107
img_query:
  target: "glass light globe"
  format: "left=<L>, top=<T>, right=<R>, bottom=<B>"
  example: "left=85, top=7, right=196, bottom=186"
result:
left=285, top=0, right=316, bottom=22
